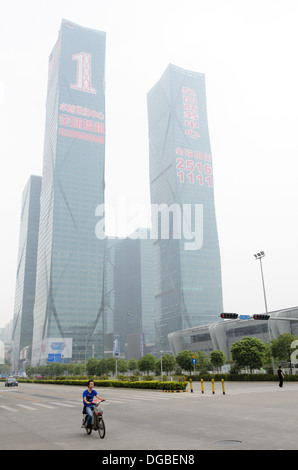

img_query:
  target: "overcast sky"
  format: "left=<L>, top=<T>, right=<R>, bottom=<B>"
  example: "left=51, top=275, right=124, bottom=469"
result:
left=0, top=0, right=298, bottom=328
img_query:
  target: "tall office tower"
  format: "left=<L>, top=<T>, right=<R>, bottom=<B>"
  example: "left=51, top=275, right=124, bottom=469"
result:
left=32, top=20, right=106, bottom=365
left=147, top=64, right=223, bottom=350
left=11, top=175, right=42, bottom=371
left=104, top=230, right=154, bottom=359
left=138, top=229, right=155, bottom=349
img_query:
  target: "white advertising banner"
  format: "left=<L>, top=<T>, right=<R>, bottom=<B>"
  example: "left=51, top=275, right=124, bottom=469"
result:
left=40, top=338, right=72, bottom=360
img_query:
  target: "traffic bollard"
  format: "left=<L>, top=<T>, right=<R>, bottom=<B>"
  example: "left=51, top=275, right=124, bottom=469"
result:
left=201, top=378, right=204, bottom=393
left=190, top=378, right=193, bottom=393
left=221, top=378, right=226, bottom=395
left=212, top=378, right=215, bottom=394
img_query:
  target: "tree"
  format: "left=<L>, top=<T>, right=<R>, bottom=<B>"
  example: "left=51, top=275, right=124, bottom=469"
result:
left=196, top=350, right=211, bottom=372
left=73, top=363, right=85, bottom=376
left=155, top=354, right=176, bottom=376
left=138, top=354, right=156, bottom=374
left=161, top=354, right=176, bottom=374
left=271, top=333, right=298, bottom=373
left=86, top=357, right=98, bottom=377
left=25, top=365, right=35, bottom=377
left=96, top=358, right=108, bottom=376
left=117, top=358, right=128, bottom=374
left=127, top=358, right=138, bottom=374
left=210, top=350, right=226, bottom=372
left=175, top=350, right=199, bottom=374
left=47, top=362, right=63, bottom=377
left=106, top=357, right=116, bottom=375
left=230, top=336, right=266, bottom=373
left=64, top=363, right=75, bottom=375
left=261, top=343, right=274, bottom=373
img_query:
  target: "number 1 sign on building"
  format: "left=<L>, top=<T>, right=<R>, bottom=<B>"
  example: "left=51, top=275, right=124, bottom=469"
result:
left=71, top=52, right=97, bottom=94
left=58, top=43, right=105, bottom=143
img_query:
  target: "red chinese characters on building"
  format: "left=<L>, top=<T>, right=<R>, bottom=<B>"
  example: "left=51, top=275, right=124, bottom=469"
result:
left=182, top=87, right=200, bottom=139
left=58, top=102, right=105, bottom=144
left=176, top=87, right=212, bottom=187
left=175, top=147, right=212, bottom=188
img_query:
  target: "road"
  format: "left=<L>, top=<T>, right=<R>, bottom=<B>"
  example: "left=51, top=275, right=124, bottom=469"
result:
left=0, top=380, right=298, bottom=451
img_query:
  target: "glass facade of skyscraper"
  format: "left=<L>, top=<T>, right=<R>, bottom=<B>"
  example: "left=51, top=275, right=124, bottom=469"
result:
left=147, top=64, right=223, bottom=350
left=32, top=20, right=106, bottom=365
left=104, top=230, right=155, bottom=358
left=12, top=175, right=41, bottom=371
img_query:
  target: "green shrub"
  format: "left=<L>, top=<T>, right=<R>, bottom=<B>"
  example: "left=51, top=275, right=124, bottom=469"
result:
left=116, top=375, right=139, bottom=381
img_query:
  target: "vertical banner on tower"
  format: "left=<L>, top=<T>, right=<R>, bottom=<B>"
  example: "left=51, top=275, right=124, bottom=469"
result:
left=57, top=19, right=106, bottom=157
left=173, top=71, right=213, bottom=195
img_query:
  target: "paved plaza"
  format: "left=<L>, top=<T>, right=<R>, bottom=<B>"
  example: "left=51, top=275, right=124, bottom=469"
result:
left=0, top=381, right=297, bottom=451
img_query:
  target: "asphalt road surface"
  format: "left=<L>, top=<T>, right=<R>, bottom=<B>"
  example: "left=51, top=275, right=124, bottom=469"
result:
left=0, top=380, right=298, bottom=451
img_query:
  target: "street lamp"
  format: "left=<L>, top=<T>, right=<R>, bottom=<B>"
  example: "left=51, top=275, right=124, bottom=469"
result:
left=254, top=251, right=268, bottom=313
left=160, top=351, right=163, bottom=382
left=254, top=251, right=275, bottom=372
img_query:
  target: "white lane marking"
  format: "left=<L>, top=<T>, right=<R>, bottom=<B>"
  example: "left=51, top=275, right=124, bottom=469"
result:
left=16, top=404, right=39, bottom=411
left=32, top=402, right=56, bottom=409
left=48, top=401, right=76, bottom=408
left=65, top=401, right=83, bottom=406
left=0, top=405, right=17, bottom=412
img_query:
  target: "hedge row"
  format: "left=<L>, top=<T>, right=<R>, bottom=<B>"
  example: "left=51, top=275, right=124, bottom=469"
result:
left=13, top=378, right=188, bottom=390
left=185, top=373, right=298, bottom=382
left=4, top=373, right=298, bottom=388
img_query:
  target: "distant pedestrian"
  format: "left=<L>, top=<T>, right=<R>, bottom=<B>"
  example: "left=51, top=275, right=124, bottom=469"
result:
left=277, top=366, right=284, bottom=387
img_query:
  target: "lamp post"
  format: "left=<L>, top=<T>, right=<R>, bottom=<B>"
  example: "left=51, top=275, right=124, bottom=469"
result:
left=254, top=251, right=268, bottom=313
left=254, top=251, right=275, bottom=372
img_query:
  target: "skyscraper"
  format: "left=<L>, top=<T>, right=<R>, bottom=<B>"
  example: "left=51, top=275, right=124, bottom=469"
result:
left=31, top=20, right=106, bottom=365
left=147, top=64, right=223, bottom=350
left=12, top=175, right=41, bottom=371
left=104, top=229, right=155, bottom=358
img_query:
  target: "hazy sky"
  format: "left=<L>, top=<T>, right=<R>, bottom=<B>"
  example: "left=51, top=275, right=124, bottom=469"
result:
left=1, top=0, right=298, bottom=328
